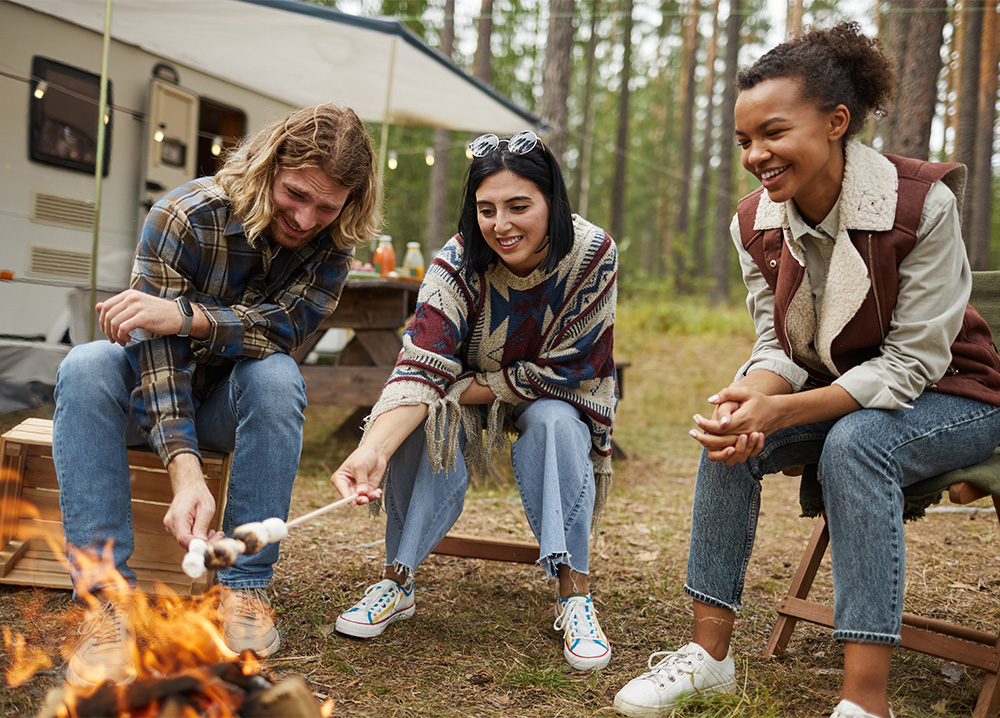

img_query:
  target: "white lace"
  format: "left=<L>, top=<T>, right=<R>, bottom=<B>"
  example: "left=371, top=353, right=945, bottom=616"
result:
left=553, top=596, right=601, bottom=642
left=355, top=580, right=405, bottom=614
left=638, top=644, right=706, bottom=689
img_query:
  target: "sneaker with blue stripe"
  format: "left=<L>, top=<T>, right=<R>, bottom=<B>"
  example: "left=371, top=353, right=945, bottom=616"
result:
left=336, top=578, right=415, bottom=638
left=554, top=594, right=611, bottom=671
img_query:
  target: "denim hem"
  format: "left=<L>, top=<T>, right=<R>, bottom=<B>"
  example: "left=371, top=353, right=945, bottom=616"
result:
left=684, top=584, right=741, bottom=613
left=219, top=581, right=271, bottom=590
left=832, top=630, right=900, bottom=646
left=537, top=551, right=581, bottom=581
left=390, top=560, right=415, bottom=586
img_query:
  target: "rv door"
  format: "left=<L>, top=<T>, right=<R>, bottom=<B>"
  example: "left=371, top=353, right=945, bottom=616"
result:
left=143, top=78, right=198, bottom=210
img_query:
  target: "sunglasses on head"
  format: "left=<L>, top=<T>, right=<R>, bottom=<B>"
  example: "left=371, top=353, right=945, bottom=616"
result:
left=468, top=130, right=541, bottom=158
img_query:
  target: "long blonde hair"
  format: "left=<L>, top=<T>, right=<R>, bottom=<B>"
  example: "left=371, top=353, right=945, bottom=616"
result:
left=216, top=104, right=381, bottom=249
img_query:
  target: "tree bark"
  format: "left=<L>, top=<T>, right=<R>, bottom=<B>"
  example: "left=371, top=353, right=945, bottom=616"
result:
left=573, top=0, right=601, bottom=217
left=675, top=0, right=701, bottom=277
left=426, top=0, right=455, bottom=254
left=474, top=0, right=495, bottom=85
left=968, top=0, right=998, bottom=269
left=954, top=0, right=982, bottom=234
left=540, top=0, right=576, bottom=162
left=710, top=0, right=740, bottom=305
left=693, top=0, right=721, bottom=279
left=786, top=0, right=803, bottom=38
left=882, top=0, right=947, bottom=159
left=610, top=0, right=633, bottom=244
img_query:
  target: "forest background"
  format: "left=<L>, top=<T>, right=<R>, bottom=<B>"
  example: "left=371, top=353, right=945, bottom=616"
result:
left=313, top=0, right=1000, bottom=305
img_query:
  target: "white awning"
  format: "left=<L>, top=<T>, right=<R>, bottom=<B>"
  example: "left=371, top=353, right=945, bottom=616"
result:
left=11, top=0, right=538, bottom=133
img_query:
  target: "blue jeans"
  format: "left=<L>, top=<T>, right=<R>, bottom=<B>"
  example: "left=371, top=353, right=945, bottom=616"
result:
left=384, top=398, right=595, bottom=581
left=53, top=341, right=306, bottom=592
left=685, top=391, right=1000, bottom=646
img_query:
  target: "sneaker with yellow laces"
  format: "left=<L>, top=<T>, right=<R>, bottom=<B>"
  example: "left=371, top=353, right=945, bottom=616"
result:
left=554, top=594, right=612, bottom=671
left=219, top=587, right=280, bottom=658
left=65, top=600, right=136, bottom=687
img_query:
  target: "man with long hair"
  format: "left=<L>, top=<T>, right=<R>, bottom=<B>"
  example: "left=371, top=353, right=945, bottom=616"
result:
left=53, top=104, right=381, bottom=686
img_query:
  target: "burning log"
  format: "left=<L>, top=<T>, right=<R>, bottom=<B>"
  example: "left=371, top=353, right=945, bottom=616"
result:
left=36, top=663, right=325, bottom=718
left=183, top=494, right=358, bottom=578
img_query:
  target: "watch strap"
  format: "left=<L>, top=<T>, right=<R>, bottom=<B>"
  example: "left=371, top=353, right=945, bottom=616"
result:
left=175, top=296, right=193, bottom=338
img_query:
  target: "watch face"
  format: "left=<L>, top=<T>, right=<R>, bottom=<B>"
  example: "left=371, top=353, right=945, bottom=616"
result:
left=176, top=296, right=193, bottom=316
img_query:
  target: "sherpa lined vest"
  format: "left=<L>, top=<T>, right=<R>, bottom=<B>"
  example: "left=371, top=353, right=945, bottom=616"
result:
left=736, top=154, right=1000, bottom=406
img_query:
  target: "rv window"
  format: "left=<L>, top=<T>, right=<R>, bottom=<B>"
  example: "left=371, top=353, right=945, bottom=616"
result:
left=197, top=98, right=246, bottom=176
left=29, top=57, right=112, bottom=176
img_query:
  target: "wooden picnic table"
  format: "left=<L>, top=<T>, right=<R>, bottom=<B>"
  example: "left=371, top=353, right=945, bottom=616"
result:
left=293, top=277, right=419, bottom=437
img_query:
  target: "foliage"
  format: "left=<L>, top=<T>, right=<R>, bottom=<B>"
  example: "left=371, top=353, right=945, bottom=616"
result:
left=322, top=0, right=1000, bottom=288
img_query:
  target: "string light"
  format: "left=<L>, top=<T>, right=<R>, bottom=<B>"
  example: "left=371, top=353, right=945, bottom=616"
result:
left=33, top=80, right=47, bottom=99
left=153, top=123, right=165, bottom=143
left=424, top=147, right=435, bottom=166
left=388, top=150, right=398, bottom=170
left=210, top=135, right=224, bottom=156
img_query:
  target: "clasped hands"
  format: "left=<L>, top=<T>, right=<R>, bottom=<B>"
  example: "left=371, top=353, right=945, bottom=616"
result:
left=689, top=385, right=784, bottom=466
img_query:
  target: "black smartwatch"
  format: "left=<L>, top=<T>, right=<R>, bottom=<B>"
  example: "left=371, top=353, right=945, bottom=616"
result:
left=175, top=296, right=193, bottom=338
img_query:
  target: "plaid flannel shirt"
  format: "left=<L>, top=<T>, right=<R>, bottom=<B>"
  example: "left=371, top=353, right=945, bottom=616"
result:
left=126, top=177, right=354, bottom=466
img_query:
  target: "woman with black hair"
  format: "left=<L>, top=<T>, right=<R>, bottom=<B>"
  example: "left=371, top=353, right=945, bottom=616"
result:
left=614, top=22, right=1000, bottom=718
left=330, top=131, right=618, bottom=672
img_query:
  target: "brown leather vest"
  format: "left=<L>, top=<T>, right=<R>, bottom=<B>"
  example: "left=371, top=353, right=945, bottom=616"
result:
left=736, top=154, right=1000, bottom=406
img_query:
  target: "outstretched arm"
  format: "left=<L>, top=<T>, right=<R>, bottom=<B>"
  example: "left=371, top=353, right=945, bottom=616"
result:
left=330, top=404, right=430, bottom=505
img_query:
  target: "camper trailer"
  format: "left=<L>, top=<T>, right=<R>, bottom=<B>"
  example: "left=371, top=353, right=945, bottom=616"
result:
left=0, top=0, right=537, bottom=410
left=1, top=0, right=296, bottom=345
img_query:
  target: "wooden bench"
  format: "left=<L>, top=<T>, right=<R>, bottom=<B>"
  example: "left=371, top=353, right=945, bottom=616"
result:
left=0, top=418, right=229, bottom=595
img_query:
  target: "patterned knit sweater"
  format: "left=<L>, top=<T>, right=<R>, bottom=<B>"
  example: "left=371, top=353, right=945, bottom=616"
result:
left=367, top=214, right=619, bottom=527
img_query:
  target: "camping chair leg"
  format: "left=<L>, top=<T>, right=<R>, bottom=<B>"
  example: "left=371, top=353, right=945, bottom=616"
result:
left=764, top=515, right=830, bottom=659
left=973, top=664, right=1000, bottom=718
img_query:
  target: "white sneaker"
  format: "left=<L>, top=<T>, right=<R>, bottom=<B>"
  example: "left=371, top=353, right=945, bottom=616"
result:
left=613, top=642, right=737, bottom=717
left=553, top=594, right=611, bottom=671
left=830, top=699, right=895, bottom=718
left=335, top=579, right=415, bottom=638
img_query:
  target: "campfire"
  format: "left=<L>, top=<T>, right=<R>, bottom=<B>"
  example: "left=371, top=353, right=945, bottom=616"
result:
left=3, top=543, right=333, bottom=718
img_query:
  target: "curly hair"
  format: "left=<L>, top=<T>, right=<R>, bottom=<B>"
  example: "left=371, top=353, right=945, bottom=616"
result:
left=736, top=22, right=896, bottom=140
left=215, top=104, right=381, bottom=249
left=456, top=137, right=574, bottom=277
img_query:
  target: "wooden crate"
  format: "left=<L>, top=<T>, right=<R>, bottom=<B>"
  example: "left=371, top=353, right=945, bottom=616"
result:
left=0, top=418, right=230, bottom=595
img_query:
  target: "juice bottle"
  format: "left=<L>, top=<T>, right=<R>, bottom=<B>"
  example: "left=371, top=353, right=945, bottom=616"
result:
left=374, top=235, right=395, bottom=277
left=402, top=242, right=425, bottom=280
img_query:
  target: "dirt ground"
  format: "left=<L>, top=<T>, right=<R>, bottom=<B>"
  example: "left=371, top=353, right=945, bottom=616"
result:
left=1, top=325, right=998, bottom=717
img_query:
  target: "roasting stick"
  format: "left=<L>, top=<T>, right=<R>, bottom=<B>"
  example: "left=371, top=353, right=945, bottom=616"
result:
left=182, top=493, right=359, bottom=579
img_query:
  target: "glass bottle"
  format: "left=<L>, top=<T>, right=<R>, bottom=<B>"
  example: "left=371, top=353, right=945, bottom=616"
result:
left=402, top=242, right=425, bottom=280
left=374, top=235, right=395, bottom=277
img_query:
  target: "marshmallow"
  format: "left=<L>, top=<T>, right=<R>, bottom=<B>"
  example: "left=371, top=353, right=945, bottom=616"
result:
left=182, top=539, right=208, bottom=578
left=261, top=517, right=288, bottom=542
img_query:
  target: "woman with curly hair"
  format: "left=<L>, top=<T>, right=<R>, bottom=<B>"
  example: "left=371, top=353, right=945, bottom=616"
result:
left=614, top=22, right=1000, bottom=718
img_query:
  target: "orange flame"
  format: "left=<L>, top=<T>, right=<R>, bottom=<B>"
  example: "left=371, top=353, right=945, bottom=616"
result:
left=4, top=540, right=271, bottom=717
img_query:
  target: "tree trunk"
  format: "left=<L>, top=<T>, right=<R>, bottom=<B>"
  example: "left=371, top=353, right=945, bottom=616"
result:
left=882, top=0, right=947, bottom=159
left=674, top=0, right=701, bottom=288
left=540, top=0, right=575, bottom=162
left=426, top=0, right=455, bottom=254
left=710, top=0, right=740, bottom=305
left=968, top=0, right=998, bottom=269
left=954, top=0, right=982, bottom=234
left=610, top=0, right=633, bottom=244
left=474, top=0, right=495, bottom=85
left=693, top=0, right=721, bottom=280
left=786, top=0, right=803, bottom=38
left=573, top=0, right=601, bottom=217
